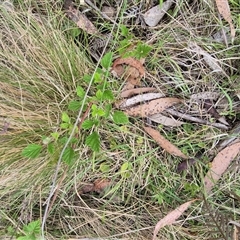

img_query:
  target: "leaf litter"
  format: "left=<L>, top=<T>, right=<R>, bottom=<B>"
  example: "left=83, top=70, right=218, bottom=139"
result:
left=204, top=141, right=240, bottom=193
left=144, top=126, right=188, bottom=159
left=215, top=0, right=235, bottom=39
left=112, top=57, right=145, bottom=86
left=125, top=97, right=183, bottom=117
left=153, top=199, right=196, bottom=240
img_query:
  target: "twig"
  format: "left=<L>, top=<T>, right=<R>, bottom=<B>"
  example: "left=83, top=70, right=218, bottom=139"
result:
left=41, top=1, right=122, bottom=238
left=165, top=109, right=229, bottom=130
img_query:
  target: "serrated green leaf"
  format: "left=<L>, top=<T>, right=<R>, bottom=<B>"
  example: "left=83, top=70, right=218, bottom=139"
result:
left=101, top=52, right=113, bottom=69
left=85, top=131, right=100, bottom=152
left=96, top=89, right=103, bottom=100
left=76, top=86, right=85, bottom=98
left=93, top=72, right=102, bottom=83
left=81, top=119, right=95, bottom=130
left=47, top=143, right=55, bottom=154
left=60, top=122, right=69, bottom=129
left=91, top=104, right=105, bottom=117
left=51, top=132, right=59, bottom=141
left=104, top=104, right=112, bottom=118
left=83, top=74, right=91, bottom=83
left=68, top=100, right=82, bottom=111
left=62, top=112, right=70, bottom=123
left=23, top=220, right=40, bottom=235
left=102, top=90, right=114, bottom=100
left=22, top=144, right=42, bottom=159
left=112, top=111, right=129, bottom=124
left=62, top=147, right=75, bottom=165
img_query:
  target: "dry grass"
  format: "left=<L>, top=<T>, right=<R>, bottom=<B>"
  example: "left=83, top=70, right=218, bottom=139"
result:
left=0, top=0, right=240, bottom=239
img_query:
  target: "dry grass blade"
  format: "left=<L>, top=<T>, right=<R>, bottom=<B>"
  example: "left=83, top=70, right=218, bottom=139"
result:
left=125, top=98, right=182, bottom=117
left=144, top=126, right=188, bottom=159
left=215, top=0, right=235, bottom=39
left=153, top=200, right=196, bottom=240
left=204, top=141, right=240, bottom=193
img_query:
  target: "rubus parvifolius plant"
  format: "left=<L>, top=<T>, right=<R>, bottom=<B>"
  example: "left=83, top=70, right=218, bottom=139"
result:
left=21, top=52, right=129, bottom=164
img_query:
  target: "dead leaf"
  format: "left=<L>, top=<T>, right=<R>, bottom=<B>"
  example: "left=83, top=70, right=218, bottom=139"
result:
left=215, top=0, right=235, bottom=39
left=112, top=57, right=145, bottom=86
left=204, top=141, right=240, bottom=193
left=188, top=42, right=224, bottom=73
left=79, top=183, right=94, bottom=194
left=65, top=5, right=99, bottom=35
left=118, top=93, right=165, bottom=109
left=177, top=158, right=197, bottom=172
left=203, top=99, right=229, bottom=125
left=93, top=179, right=111, bottom=193
left=79, top=179, right=111, bottom=194
left=148, top=113, right=184, bottom=127
left=144, top=126, right=188, bottom=159
left=190, top=91, right=220, bottom=101
left=153, top=200, right=196, bottom=240
left=120, top=87, right=157, bottom=98
left=143, top=0, right=175, bottom=27
left=125, top=98, right=183, bottom=117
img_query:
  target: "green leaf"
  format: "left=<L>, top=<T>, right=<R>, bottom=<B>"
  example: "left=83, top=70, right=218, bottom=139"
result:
left=134, top=43, right=152, bottom=59
left=112, top=111, right=129, bottom=124
left=91, top=104, right=105, bottom=117
left=76, top=86, right=85, bottom=98
left=85, top=131, right=100, bottom=152
left=47, top=143, right=55, bottom=154
left=81, top=119, right=96, bottom=130
left=102, top=90, right=114, bottom=100
left=104, top=104, right=112, bottom=118
left=23, top=220, right=40, bottom=235
left=101, top=52, right=113, bottom=69
left=93, top=72, right=102, bottom=83
left=120, top=25, right=129, bottom=37
left=95, top=89, right=103, bottom=100
left=61, top=112, right=70, bottom=123
left=100, top=163, right=110, bottom=173
left=83, top=74, right=91, bottom=83
left=121, top=162, right=129, bottom=172
left=62, top=147, right=75, bottom=165
left=68, top=101, right=82, bottom=111
left=22, top=144, right=42, bottom=159
left=51, top=132, right=59, bottom=141
left=60, top=122, right=69, bottom=129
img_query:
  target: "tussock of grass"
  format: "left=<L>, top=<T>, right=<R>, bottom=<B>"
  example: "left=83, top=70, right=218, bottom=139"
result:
left=0, top=0, right=240, bottom=239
